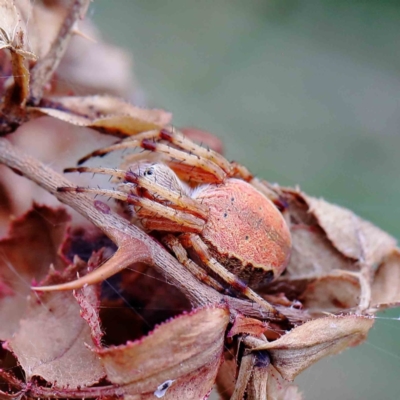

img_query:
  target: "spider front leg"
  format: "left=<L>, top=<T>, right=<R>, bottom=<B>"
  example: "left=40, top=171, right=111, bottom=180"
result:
left=58, top=186, right=205, bottom=233
left=65, top=166, right=208, bottom=220
left=180, top=233, right=287, bottom=321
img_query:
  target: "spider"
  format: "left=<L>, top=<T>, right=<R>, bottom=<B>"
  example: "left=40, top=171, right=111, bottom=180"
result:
left=36, top=128, right=292, bottom=320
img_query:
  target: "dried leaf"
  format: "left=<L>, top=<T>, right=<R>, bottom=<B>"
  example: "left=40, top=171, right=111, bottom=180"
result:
left=249, top=364, right=303, bottom=400
left=305, top=196, right=396, bottom=265
left=0, top=205, right=69, bottom=340
left=8, top=260, right=105, bottom=388
left=215, top=349, right=237, bottom=399
left=0, top=0, right=34, bottom=58
left=286, top=225, right=355, bottom=278
left=254, top=315, right=374, bottom=381
left=31, top=96, right=172, bottom=137
left=0, top=172, right=13, bottom=235
left=56, top=21, right=135, bottom=98
left=228, top=314, right=268, bottom=338
left=15, top=0, right=66, bottom=59
left=371, top=248, right=400, bottom=308
left=97, top=306, right=229, bottom=398
left=300, top=273, right=361, bottom=312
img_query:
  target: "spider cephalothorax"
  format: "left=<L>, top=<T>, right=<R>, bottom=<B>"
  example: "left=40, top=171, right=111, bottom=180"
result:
left=35, top=128, right=292, bottom=319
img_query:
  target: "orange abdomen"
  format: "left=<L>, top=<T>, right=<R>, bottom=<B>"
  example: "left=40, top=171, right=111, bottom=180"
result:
left=195, top=179, right=291, bottom=285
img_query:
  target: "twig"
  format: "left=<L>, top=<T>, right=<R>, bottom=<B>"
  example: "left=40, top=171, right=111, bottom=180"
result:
left=29, top=0, right=91, bottom=104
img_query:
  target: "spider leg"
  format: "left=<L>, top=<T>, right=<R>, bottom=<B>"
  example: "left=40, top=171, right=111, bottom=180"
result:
left=77, top=130, right=161, bottom=164
left=141, top=139, right=226, bottom=183
left=180, top=233, right=287, bottom=321
left=230, top=161, right=254, bottom=182
left=65, top=166, right=209, bottom=219
left=158, top=128, right=232, bottom=174
left=160, top=128, right=254, bottom=181
left=58, top=186, right=205, bottom=233
left=162, top=234, right=224, bottom=292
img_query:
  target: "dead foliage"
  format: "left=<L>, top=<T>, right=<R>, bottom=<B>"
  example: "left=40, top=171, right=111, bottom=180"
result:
left=0, top=1, right=398, bottom=399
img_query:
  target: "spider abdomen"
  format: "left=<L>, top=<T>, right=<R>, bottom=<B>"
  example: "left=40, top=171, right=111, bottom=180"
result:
left=195, top=179, right=291, bottom=286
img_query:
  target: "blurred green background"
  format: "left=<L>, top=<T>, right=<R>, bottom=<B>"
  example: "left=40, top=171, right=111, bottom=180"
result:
left=92, top=1, right=400, bottom=399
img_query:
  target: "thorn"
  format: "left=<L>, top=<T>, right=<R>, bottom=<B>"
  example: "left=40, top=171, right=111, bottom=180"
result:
left=72, top=28, right=97, bottom=43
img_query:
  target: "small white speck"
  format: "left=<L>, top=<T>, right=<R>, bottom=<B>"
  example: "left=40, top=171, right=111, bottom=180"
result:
left=154, top=379, right=175, bottom=398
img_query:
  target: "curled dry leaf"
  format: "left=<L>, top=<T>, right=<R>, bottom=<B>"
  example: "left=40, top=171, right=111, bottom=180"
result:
left=0, top=0, right=34, bottom=58
left=8, top=257, right=105, bottom=388
left=304, top=195, right=396, bottom=265
left=228, top=314, right=268, bottom=338
left=215, top=349, right=237, bottom=399
left=254, top=314, right=374, bottom=381
left=96, top=306, right=229, bottom=398
left=371, top=248, right=400, bottom=309
left=0, top=175, right=13, bottom=235
left=14, top=0, right=66, bottom=59
left=0, top=0, right=34, bottom=114
left=286, top=225, right=355, bottom=278
left=266, top=187, right=399, bottom=313
left=0, top=204, right=69, bottom=340
left=56, top=21, right=135, bottom=98
left=281, top=188, right=397, bottom=267
left=248, top=363, right=303, bottom=400
left=31, top=96, right=172, bottom=137
left=300, top=273, right=361, bottom=313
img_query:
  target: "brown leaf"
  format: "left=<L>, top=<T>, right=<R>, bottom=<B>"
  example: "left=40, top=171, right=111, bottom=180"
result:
left=14, top=0, right=65, bottom=59
left=0, top=205, right=69, bottom=340
left=249, top=364, right=303, bottom=400
left=228, top=314, right=268, bottom=338
left=8, top=260, right=105, bottom=388
left=371, top=248, right=400, bottom=308
left=286, top=225, right=355, bottom=278
left=300, top=273, right=361, bottom=312
left=31, top=96, right=172, bottom=137
left=0, top=172, right=13, bottom=236
left=254, top=315, right=374, bottom=381
left=305, top=195, right=397, bottom=265
left=0, top=0, right=34, bottom=58
left=56, top=21, right=135, bottom=98
left=215, top=348, right=237, bottom=399
left=97, top=305, right=229, bottom=398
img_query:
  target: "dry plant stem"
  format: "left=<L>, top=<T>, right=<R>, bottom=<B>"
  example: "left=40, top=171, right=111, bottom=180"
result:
left=247, top=362, right=269, bottom=399
left=230, top=353, right=256, bottom=400
left=0, top=137, right=279, bottom=320
left=29, top=0, right=91, bottom=104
